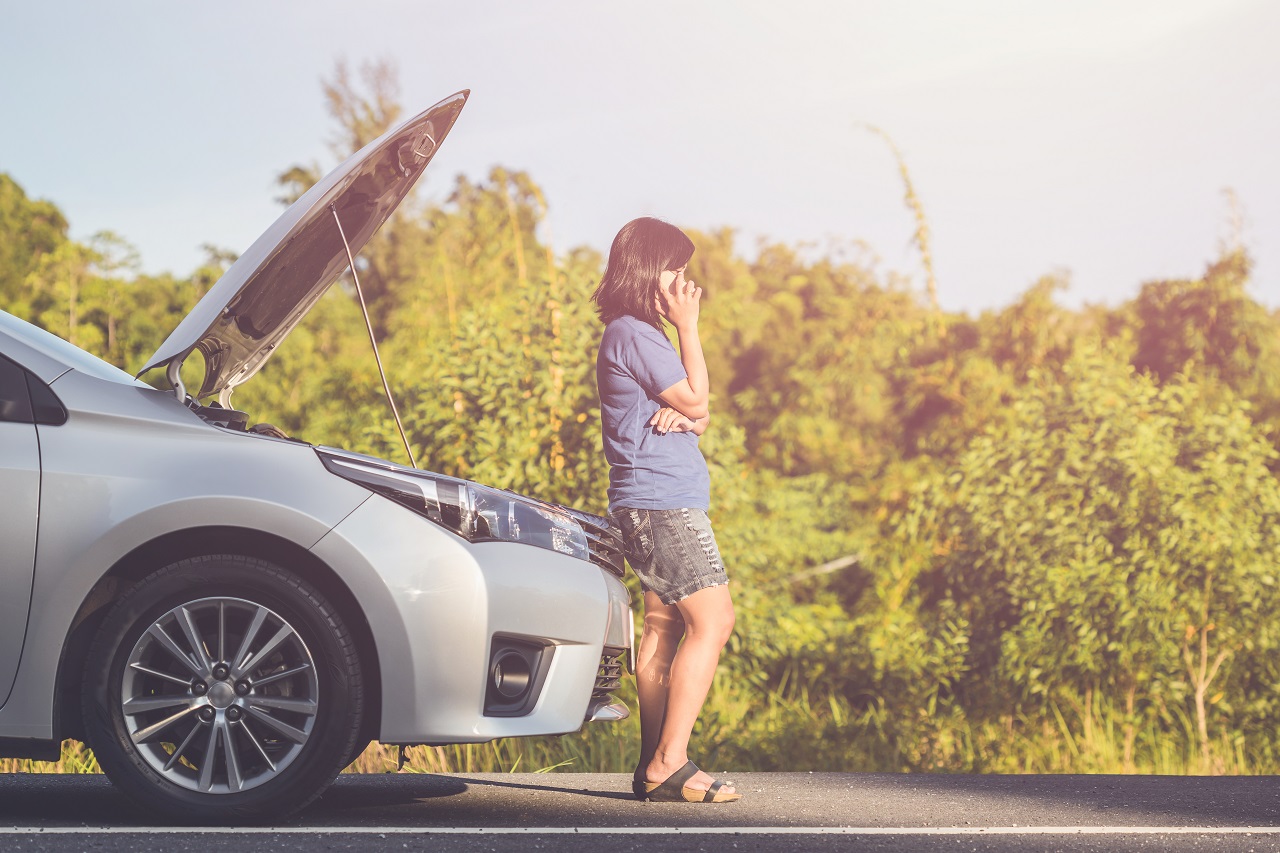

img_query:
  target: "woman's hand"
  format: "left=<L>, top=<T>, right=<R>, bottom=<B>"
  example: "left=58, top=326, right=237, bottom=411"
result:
left=655, top=268, right=701, bottom=332
left=650, top=407, right=697, bottom=434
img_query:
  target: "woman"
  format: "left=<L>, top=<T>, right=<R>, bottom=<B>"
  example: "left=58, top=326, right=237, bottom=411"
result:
left=593, top=217, right=739, bottom=804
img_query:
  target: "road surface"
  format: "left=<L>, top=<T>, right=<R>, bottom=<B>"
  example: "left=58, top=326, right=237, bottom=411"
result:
left=3, top=772, right=1280, bottom=851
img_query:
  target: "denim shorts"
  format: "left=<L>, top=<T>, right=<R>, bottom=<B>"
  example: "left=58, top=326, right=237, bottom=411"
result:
left=609, top=507, right=729, bottom=605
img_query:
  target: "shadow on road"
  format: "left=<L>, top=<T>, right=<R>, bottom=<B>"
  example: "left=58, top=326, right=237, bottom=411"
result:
left=0, top=774, right=146, bottom=824
left=442, top=774, right=634, bottom=801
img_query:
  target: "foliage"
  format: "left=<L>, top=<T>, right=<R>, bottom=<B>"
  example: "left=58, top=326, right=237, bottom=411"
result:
left=0, top=174, right=68, bottom=303
left=1125, top=250, right=1280, bottom=446
left=897, top=346, right=1280, bottom=771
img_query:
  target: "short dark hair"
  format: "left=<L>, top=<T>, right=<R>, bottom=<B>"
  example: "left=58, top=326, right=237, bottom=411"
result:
left=592, top=217, right=695, bottom=328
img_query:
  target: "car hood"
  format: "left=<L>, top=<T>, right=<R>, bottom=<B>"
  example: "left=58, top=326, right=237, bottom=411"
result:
left=139, top=90, right=469, bottom=401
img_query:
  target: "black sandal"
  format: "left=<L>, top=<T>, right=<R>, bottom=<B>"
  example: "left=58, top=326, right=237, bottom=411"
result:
left=641, top=760, right=741, bottom=803
left=631, top=765, right=646, bottom=800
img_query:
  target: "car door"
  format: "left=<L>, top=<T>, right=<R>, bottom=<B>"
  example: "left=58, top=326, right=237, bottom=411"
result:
left=0, top=354, right=41, bottom=708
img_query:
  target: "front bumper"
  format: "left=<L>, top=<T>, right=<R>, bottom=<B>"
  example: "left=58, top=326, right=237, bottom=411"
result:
left=311, top=494, right=633, bottom=744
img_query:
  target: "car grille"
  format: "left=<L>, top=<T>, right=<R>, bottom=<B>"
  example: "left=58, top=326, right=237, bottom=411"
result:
left=557, top=505, right=625, bottom=577
left=593, top=647, right=626, bottom=700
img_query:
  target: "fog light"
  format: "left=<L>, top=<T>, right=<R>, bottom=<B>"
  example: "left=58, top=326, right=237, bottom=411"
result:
left=492, top=650, right=532, bottom=700
left=484, top=636, right=554, bottom=717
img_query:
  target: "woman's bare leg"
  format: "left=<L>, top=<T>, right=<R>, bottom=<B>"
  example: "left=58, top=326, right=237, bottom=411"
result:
left=643, top=583, right=735, bottom=793
left=635, top=589, right=684, bottom=772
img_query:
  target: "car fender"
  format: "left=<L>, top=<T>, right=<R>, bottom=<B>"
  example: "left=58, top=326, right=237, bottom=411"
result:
left=0, top=413, right=370, bottom=737
left=312, top=496, right=617, bottom=743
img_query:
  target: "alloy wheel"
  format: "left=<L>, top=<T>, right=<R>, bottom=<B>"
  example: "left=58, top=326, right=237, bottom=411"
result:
left=119, top=596, right=319, bottom=794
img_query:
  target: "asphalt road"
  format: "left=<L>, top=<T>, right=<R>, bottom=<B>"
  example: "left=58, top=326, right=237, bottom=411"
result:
left=4, top=772, right=1280, bottom=852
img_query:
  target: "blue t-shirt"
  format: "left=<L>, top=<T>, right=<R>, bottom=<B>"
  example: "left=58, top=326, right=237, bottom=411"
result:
left=597, top=315, right=711, bottom=512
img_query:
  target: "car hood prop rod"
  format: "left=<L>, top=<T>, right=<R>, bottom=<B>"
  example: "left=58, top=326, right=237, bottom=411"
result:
left=331, top=204, right=418, bottom=469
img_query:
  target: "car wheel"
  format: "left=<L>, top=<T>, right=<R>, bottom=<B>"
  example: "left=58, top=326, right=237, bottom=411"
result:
left=83, top=555, right=364, bottom=821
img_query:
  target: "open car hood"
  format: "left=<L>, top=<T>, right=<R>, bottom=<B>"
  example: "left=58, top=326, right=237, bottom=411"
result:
left=139, top=90, right=469, bottom=401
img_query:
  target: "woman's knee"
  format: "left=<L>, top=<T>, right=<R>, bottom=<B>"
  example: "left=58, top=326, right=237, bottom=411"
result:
left=643, top=609, right=685, bottom=643
left=720, top=602, right=736, bottom=639
left=680, top=589, right=735, bottom=646
left=707, top=605, right=735, bottom=646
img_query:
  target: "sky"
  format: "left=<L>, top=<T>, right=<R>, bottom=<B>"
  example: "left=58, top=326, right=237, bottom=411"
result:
left=2, top=0, right=1277, bottom=314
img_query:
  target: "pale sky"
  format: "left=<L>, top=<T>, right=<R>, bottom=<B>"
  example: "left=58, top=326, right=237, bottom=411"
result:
left=2, top=0, right=1276, bottom=313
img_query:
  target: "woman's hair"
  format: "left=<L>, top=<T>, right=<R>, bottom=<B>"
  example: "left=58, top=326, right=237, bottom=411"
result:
left=592, top=217, right=695, bottom=327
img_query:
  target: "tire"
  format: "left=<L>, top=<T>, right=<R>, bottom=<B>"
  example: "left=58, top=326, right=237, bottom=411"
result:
left=83, top=555, right=364, bottom=822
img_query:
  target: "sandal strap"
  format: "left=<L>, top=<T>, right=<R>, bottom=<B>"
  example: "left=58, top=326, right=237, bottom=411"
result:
left=703, top=779, right=724, bottom=803
left=648, top=760, right=700, bottom=799
left=667, top=760, right=700, bottom=789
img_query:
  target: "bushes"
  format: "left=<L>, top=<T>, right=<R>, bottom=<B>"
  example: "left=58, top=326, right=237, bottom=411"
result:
left=887, top=346, right=1280, bottom=772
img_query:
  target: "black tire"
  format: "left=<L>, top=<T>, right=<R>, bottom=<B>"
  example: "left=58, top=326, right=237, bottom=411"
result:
left=83, top=555, right=364, bottom=822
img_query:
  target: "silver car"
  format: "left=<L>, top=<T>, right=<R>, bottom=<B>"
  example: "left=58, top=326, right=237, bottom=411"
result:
left=0, top=91, right=633, bottom=821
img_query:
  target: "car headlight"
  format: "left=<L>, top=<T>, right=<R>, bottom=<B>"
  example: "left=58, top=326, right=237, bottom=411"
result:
left=317, top=448, right=590, bottom=562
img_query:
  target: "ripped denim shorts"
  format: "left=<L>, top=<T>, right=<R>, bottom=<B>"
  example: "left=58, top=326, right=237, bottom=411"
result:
left=609, top=507, right=729, bottom=605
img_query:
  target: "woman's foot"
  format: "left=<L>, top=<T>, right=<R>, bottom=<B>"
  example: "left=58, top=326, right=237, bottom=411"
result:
left=631, top=761, right=648, bottom=800
left=642, top=760, right=739, bottom=803
left=644, top=757, right=738, bottom=801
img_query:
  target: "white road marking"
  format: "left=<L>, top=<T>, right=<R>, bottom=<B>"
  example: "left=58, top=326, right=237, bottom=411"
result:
left=2, top=826, right=1280, bottom=835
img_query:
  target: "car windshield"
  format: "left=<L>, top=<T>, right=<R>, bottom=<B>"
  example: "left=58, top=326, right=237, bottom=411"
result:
left=0, top=310, right=149, bottom=387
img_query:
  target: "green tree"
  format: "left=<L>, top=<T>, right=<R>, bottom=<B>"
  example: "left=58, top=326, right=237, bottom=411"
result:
left=1126, top=250, right=1280, bottom=444
left=0, top=174, right=68, bottom=303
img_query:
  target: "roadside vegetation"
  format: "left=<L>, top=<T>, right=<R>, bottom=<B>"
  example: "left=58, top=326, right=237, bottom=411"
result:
left=4, top=61, right=1280, bottom=777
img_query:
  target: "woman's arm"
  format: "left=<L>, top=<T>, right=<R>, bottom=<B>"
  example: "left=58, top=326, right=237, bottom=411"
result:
left=658, top=325, right=709, bottom=419
left=650, top=408, right=710, bottom=436
left=655, top=272, right=709, bottom=419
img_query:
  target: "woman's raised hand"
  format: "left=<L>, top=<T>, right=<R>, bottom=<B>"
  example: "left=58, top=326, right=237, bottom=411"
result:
left=656, top=269, right=702, bottom=331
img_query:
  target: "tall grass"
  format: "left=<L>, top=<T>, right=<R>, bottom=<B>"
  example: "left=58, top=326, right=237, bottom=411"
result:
left=7, top=681, right=1277, bottom=777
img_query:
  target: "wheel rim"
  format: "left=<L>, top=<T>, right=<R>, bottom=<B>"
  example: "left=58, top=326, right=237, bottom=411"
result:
left=120, top=596, right=320, bottom=794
